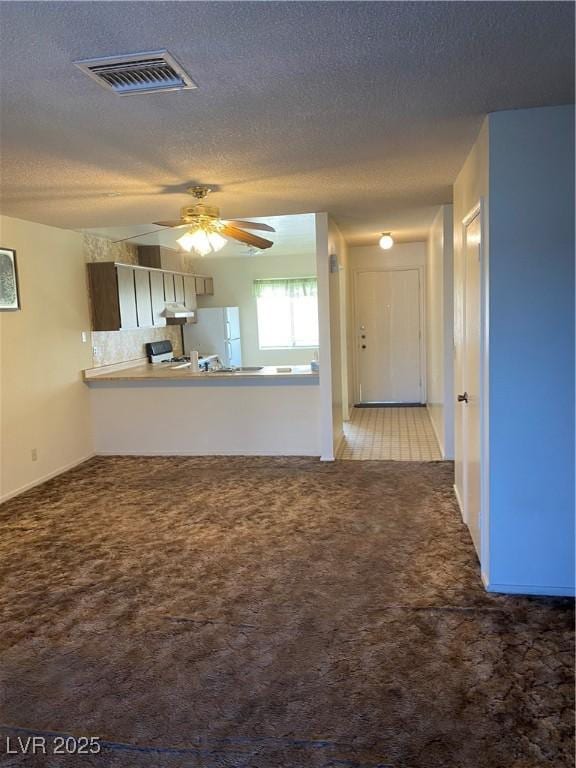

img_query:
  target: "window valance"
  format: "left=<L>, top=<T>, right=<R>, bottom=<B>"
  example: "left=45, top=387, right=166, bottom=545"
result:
left=253, top=277, right=318, bottom=299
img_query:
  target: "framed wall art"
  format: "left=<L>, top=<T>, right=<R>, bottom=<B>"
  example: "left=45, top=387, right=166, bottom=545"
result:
left=0, top=248, right=20, bottom=310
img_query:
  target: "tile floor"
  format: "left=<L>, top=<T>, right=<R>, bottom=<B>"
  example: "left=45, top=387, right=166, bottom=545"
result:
left=337, top=406, right=443, bottom=461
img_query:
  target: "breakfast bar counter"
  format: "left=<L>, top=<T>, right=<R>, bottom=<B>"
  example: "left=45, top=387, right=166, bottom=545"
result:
left=84, top=362, right=319, bottom=383
left=84, top=360, right=321, bottom=457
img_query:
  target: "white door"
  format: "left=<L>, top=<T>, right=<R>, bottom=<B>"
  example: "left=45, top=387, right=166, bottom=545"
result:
left=456, top=212, right=482, bottom=556
left=356, top=269, right=422, bottom=403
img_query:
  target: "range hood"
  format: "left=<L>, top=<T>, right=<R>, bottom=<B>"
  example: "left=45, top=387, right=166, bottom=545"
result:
left=162, top=302, right=196, bottom=323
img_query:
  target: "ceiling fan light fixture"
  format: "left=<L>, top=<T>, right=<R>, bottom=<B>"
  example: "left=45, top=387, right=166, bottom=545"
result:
left=177, top=228, right=209, bottom=255
left=379, top=232, right=394, bottom=250
left=207, top=231, right=227, bottom=252
left=177, top=226, right=228, bottom=256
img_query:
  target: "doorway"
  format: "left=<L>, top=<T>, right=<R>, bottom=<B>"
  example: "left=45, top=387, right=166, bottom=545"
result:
left=455, top=207, right=482, bottom=557
left=354, top=268, right=423, bottom=404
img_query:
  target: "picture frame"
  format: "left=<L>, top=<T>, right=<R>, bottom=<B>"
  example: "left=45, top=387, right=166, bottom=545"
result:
left=0, top=248, right=20, bottom=311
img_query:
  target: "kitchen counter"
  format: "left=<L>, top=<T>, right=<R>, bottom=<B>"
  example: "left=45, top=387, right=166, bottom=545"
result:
left=84, top=358, right=321, bottom=457
left=84, top=362, right=319, bottom=383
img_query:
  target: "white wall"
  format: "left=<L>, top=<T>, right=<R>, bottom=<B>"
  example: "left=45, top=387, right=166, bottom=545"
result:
left=0, top=215, right=94, bottom=501
left=348, top=242, right=427, bottom=405
left=349, top=242, right=426, bottom=271
left=190, top=251, right=318, bottom=367
left=426, top=206, right=454, bottom=458
left=486, top=105, right=574, bottom=595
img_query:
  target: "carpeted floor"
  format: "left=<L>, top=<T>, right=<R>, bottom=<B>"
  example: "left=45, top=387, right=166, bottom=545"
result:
left=0, top=457, right=573, bottom=767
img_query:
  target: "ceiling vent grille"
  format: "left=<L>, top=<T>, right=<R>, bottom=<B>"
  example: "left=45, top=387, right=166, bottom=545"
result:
left=73, top=50, right=197, bottom=96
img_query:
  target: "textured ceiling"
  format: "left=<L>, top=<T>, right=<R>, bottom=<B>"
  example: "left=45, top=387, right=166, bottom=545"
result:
left=0, top=1, right=573, bottom=245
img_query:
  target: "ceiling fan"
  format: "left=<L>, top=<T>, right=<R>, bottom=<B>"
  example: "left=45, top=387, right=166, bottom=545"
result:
left=144, top=185, right=275, bottom=257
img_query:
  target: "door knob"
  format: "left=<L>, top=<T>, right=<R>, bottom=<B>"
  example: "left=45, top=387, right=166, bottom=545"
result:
left=457, top=392, right=469, bottom=403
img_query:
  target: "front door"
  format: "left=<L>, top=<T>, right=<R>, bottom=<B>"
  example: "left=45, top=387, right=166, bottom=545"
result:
left=456, top=212, right=482, bottom=556
left=356, top=269, right=422, bottom=403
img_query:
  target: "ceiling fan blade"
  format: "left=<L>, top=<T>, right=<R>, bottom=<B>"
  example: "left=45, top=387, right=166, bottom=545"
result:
left=221, top=225, right=274, bottom=250
left=224, top=220, right=276, bottom=233
left=153, top=219, right=189, bottom=229
left=112, top=228, right=170, bottom=244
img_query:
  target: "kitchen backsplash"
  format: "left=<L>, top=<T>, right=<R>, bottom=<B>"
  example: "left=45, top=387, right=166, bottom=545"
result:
left=91, top=326, right=182, bottom=367
left=84, top=235, right=183, bottom=367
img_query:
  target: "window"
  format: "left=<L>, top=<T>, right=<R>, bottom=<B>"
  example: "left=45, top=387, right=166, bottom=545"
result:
left=254, top=277, right=319, bottom=349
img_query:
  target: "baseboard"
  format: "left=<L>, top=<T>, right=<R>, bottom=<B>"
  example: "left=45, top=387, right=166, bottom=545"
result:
left=0, top=453, right=96, bottom=504
left=96, top=449, right=322, bottom=458
left=484, top=580, right=575, bottom=597
left=453, top=483, right=465, bottom=521
left=355, top=402, right=425, bottom=408
left=426, top=404, right=445, bottom=458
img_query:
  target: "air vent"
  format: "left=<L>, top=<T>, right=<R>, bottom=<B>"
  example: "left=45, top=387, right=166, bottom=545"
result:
left=73, top=50, right=197, bottom=96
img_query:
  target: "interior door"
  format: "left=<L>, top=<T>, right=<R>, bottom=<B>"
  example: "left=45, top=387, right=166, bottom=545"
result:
left=356, top=269, right=421, bottom=403
left=456, top=212, right=482, bottom=557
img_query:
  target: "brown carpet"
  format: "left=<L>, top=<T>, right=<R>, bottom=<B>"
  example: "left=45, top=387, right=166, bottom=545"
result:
left=0, top=457, right=573, bottom=768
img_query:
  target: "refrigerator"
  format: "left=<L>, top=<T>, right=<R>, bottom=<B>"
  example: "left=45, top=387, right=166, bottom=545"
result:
left=183, top=307, right=242, bottom=367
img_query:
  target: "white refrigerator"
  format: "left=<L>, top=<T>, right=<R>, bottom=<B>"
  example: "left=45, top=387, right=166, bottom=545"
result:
left=183, top=307, right=242, bottom=367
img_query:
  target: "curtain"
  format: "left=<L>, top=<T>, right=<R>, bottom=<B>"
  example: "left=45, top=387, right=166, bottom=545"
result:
left=253, top=277, right=318, bottom=298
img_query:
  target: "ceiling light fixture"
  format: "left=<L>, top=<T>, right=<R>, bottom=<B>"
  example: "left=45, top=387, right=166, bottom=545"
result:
left=176, top=223, right=227, bottom=257
left=379, top=232, right=394, bottom=250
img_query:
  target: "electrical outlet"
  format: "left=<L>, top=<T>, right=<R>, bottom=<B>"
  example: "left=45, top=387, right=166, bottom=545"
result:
left=31, top=448, right=38, bottom=462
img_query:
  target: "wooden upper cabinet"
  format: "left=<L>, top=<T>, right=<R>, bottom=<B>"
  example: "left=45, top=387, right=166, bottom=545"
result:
left=117, top=266, right=138, bottom=329
left=137, top=245, right=182, bottom=272
left=134, top=269, right=153, bottom=328
left=163, top=272, right=176, bottom=303
left=183, top=276, right=197, bottom=309
left=87, top=262, right=213, bottom=331
left=174, top=274, right=185, bottom=304
left=150, top=271, right=167, bottom=327
left=87, top=262, right=121, bottom=331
